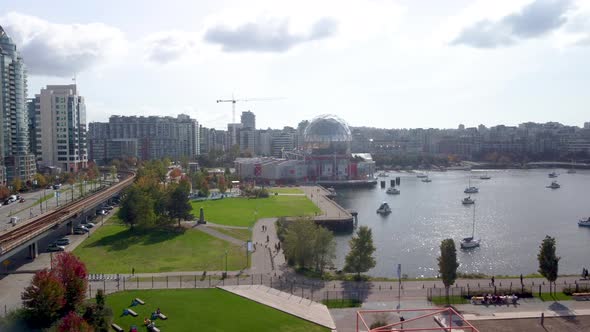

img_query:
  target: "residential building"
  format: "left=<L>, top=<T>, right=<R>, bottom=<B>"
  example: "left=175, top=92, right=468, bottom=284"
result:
left=88, top=114, right=200, bottom=163
left=0, top=26, right=36, bottom=184
left=33, top=85, right=87, bottom=172
left=240, top=111, right=255, bottom=130
left=227, top=123, right=242, bottom=150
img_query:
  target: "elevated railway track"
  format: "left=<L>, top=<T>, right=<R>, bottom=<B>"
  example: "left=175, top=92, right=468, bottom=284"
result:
left=0, top=171, right=135, bottom=258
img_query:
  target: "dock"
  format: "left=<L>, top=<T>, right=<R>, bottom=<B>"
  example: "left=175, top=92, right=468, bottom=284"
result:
left=300, top=186, right=355, bottom=232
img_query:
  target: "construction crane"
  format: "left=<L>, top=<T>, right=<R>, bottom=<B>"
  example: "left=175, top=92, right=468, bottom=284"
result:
left=216, top=95, right=284, bottom=146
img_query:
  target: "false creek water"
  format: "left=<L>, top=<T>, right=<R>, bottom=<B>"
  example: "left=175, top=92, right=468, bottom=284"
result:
left=332, top=169, right=590, bottom=278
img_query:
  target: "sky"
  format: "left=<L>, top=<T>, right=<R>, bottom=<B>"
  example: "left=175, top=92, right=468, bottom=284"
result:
left=1, top=0, right=589, bottom=130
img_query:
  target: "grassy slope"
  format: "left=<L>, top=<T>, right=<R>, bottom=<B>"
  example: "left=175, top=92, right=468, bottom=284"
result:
left=191, top=196, right=321, bottom=227
left=74, top=223, right=247, bottom=273
left=107, top=289, right=329, bottom=332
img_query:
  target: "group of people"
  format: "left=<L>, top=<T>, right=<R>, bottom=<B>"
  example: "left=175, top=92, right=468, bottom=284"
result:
left=582, top=268, right=589, bottom=279
left=474, top=293, right=518, bottom=305
left=143, top=308, right=161, bottom=330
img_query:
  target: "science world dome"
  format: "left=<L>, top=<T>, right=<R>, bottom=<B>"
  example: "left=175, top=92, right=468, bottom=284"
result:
left=303, top=114, right=352, bottom=155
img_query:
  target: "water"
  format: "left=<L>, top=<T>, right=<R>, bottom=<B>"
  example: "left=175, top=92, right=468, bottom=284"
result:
left=333, top=169, right=590, bottom=278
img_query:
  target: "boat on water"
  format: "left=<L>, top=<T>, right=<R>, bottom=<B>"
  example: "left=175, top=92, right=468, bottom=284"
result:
left=568, top=160, right=577, bottom=174
left=416, top=173, right=428, bottom=178
left=421, top=177, right=432, bottom=183
left=464, top=178, right=479, bottom=194
left=480, top=172, right=491, bottom=180
left=461, top=204, right=480, bottom=249
left=547, top=181, right=560, bottom=189
left=462, top=196, right=475, bottom=205
left=579, top=218, right=590, bottom=227
left=386, top=187, right=400, bottom=195
left=376, top=202, right=392, bottom=214
left=548, top=171, right=558, bottom=178
left=377, top=172, right=389, bottom=177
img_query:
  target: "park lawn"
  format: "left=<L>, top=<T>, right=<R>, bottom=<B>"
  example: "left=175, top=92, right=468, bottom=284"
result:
left=210, top=226, right=251, bottom=242
left=430, top=296, right=470, bottom=305
left=269, top=187, right=304, bottom=194
left=73, top=224, right=247, bottom=273
left=191, top=196, right=321, bottom=227
left=533, top=292, right=572, bottom=302
left=107, top=289, right=329, bottom=332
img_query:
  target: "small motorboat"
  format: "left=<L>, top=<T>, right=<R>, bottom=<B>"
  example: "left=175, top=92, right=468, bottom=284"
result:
left=578, top=218, right=590, bottom=227
left=376, top=202, right=392, bottom=214
left=416, top=173, right=428, bottom=178
left=548, top=171, right=558, bottom=178
left=480, top=173, right=491, bottom=180
left=462, top=196, right=475, bottom=205
left=377, top=172, right=389, bottom=177
left=546, top=181, right=560, bottom=189
left=421, top=177, right=432, bottom=183
left=567, top=169, right=576, bottom=174
left=464, top=186, right=479, bottom=194
left=386, top=187, right=400, bottom=195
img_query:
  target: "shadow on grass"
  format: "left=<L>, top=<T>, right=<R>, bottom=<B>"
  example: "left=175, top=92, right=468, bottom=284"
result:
left=87, top=227, right=186, bottom=251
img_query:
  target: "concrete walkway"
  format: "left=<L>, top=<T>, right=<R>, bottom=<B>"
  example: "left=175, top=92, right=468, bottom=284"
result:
left=249, top=218, right=285, bottom=276
left=192, top=224, right=245, bottom=246
left=300, top=186, right=352, bottom=220
left=219, top=284, right=336, bottom=330
left=203, top=221, right=249, bottom=230
left=464, top=308, right=590, bottom=321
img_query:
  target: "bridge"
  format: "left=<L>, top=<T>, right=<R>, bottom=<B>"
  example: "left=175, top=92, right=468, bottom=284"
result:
left=0, top=171, right=135, bottom=261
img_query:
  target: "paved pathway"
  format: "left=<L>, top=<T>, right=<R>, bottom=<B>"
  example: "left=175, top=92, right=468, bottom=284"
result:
left=203, top=221, right=248, bottom=230
left=249, top=218, right=285, bottom=276
left=192, top=224, right=245, bottom=246
left=219, top=284, right=336, bottom=329
left=300, top=186, right=352, bottom=220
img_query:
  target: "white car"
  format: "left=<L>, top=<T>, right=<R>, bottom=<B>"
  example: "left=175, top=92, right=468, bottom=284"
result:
left=47, top=243, right=65, bottom=252
left=85, top=222, right=96, bottom=228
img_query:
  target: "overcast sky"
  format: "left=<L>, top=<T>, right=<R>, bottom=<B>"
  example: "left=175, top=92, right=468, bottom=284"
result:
left=1, top=0, right=589, bottom=130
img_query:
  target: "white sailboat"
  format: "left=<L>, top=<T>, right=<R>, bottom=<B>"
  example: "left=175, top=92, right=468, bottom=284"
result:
left=480, top=172, right=491, bottom=180
left=464, top=178, right=479, bottom=194
left=461, top=204, right=480, bottom=249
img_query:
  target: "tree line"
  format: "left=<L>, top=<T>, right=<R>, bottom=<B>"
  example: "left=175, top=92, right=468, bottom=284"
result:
left=118, top=160, right=193, bottom=229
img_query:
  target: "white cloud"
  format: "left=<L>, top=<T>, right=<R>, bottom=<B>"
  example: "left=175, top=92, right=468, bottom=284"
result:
left=1, top=12, right=127, bottom=77
left=141, top=30, right=199, bottom=64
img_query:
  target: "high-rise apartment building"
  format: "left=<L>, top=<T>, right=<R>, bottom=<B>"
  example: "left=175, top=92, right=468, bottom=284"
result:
left=33, top=85, right=88, bottom=172
left=227, top=123, right=242, bottom=150
left=88, top=114, right=200, bottom=163
left=0, top=26, right=36, bottom=184
left=241, top=111, right=256, bottom=130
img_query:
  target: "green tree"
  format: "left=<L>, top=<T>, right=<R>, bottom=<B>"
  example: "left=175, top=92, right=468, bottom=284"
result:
left=83, top=289, right=112, bottom=332
left=118, top=185, right=157, bottom=229
left=313, top=226, right=336, bottom=274
left=21, top=269, right=65, bottom=328
left=167, top=180, right=193, bottom=227
left=538, top=235, right=560, bottom=295
left=283, top=219, right=317, bottom=269
left=34, top=173, right=48, bottom=188
left=343, top=226, right=376, bottom=279
left=11, top=177, right=22, bottom=192
left=438, top=239, right=459, bottom=303
left=218, top=175, right=227, bottom=193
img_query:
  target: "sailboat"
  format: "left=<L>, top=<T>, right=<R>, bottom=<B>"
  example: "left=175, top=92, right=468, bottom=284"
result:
left=567, top=160, right=576, bottom=174
left=480, top=172, right=491, bottom=180
left=461, top=204, right=480, bottom=249
left=464, top=178, right=479, bottom=194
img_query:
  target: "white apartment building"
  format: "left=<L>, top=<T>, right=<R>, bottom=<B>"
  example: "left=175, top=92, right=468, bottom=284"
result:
left=35, top=85, right=87, bottom=172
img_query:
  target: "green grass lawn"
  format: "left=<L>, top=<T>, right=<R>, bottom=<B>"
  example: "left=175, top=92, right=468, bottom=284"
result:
left=533, top=292, right=572, bottom=302
left=106, top=289, right=329, bottom=332
left=210, top=227, right=251, bottom=242
left=192, top=196, right=321, bottom=227
left=322, top=299, right=362, bottom=308
left=430, top=296, right=470, bottom=305
left=74, top=223, right=248, bottom=273
left=268, top=187, right=304, bottom=194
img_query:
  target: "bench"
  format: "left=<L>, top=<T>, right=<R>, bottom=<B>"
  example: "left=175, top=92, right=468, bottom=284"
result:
left=573, top=293, right=590, bottom=301
left=135, top=298, right=145, bottom=305
left=158, top=313, right=167, bottom=320
left=111, top=323, right=124, bottom=332
left=150, top=327, right=160, bottom=332
left=127, top=308, right=138, bottom=317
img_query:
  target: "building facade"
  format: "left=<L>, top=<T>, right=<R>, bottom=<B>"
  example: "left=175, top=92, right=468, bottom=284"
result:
left=0, top=26, right=36, bottom=184
left=88, top=114, right=200, bottom=164
left=33, top=85, right=87, bottom=172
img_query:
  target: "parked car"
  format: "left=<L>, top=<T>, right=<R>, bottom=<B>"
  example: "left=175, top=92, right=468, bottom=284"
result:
left=74, top=226, right=89, bottom=233
left=47, top=243, right=65, bottom=252
left=85, top=222, right=96, bottom=229
left=73, top=228, right=86, bottom=235
left=103, top=205, right=114, bottom=211
left=19, top=198, right=25, bottom=203
left=53, top=184, right=62, bottom=190
left=96, top=210, right=107, bottom=216
left=55, top=238, right=70, bottom=246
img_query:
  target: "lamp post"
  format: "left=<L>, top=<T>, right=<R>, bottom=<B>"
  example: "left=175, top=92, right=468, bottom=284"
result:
left=225, top=250, right=228, bottom=278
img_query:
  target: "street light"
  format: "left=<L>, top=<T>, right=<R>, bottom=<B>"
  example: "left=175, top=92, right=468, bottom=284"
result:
left=224, top=250, right=228, bottom=278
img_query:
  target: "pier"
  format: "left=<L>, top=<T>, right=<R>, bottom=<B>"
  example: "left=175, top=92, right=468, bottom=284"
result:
left=300, top=186, right=354, bottom=232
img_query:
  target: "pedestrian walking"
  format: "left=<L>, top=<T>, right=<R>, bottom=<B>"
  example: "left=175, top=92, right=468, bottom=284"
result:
left=540, top=312, right=544, bottom=326
left=266, top=235, right=269, bottom=242
left=520, top=274, right=523, bottom=285
left=132, top=267, right=135, bottom=276
left=491, top=276, right=495, bottom=286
